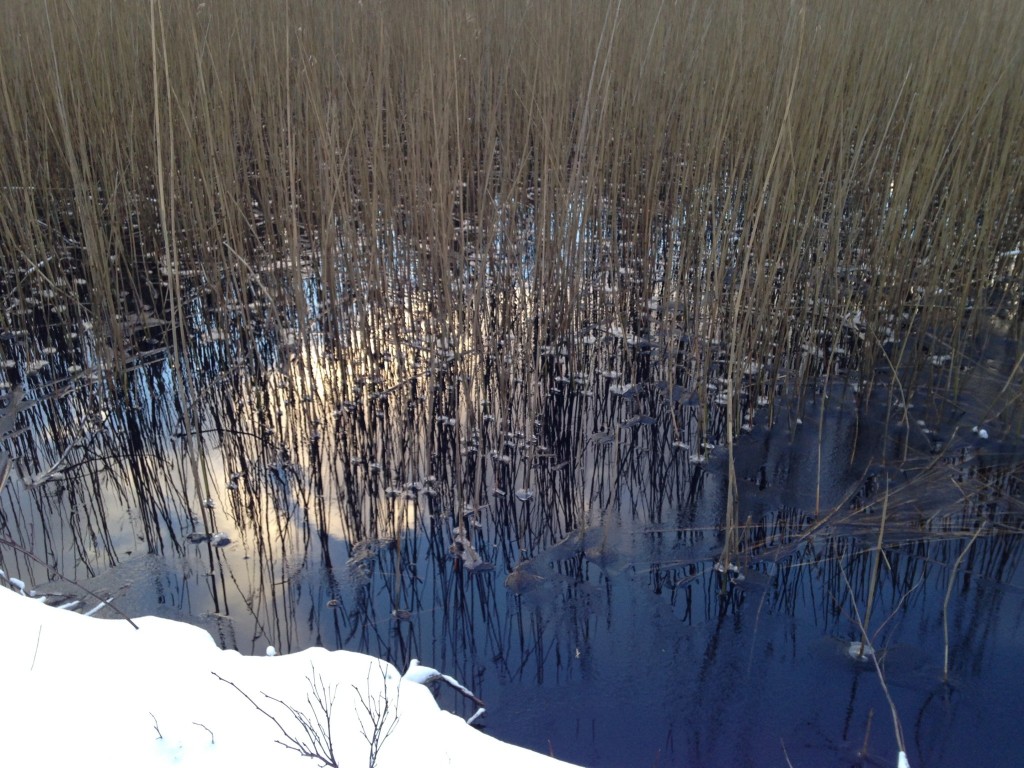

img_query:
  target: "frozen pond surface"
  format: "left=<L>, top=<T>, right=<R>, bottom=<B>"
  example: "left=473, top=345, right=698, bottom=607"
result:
left=1, top=310, right=1022, bottom=768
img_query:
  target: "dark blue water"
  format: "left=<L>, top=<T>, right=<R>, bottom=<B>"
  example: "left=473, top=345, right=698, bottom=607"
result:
left=2, top=317, right=1022, bottom=768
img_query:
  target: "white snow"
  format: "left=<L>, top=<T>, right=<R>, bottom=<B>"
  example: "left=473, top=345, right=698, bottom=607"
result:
left=0, top=585, right=582, bottom=768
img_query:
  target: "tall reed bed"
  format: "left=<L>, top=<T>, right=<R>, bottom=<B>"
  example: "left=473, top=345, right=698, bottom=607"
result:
left=2, top=10, right=1021, bottom=760
left=1, top=0, right=1022, bottom=419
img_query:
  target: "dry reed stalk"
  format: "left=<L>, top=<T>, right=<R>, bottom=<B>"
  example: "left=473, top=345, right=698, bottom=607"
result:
left=0, top=0, right=1020, bottom=438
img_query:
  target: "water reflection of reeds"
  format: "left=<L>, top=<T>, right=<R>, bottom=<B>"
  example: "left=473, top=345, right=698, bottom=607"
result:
left=3, top=305, right=1021, bottom=654
left=1, top=301, right=1022, bottom=763
left=1, top=2, right=1023, bottom=763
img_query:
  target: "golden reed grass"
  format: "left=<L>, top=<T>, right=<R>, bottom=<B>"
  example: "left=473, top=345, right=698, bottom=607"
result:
left=0, top=0, right=1020, bottom=414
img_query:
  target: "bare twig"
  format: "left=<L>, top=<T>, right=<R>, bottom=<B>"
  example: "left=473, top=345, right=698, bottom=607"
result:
left=213, top=665, right=339, bottom=767
left=30, top=625, right=42, bottom=671
left=193, top=721, right=215, bottom=745
left=353, top=661, right=400, bottom=768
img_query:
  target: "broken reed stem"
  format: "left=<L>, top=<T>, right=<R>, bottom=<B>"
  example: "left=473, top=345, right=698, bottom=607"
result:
left=838, top=562, right=908, bottom=760
left=860, top=476, right=890, bottom=648
left=942, top=523, right=986, bottom=681
left=859, top=707, right=875, bottom=759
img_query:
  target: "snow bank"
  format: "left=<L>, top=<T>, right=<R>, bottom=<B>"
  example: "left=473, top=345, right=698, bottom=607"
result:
left=0, top=586, right=582, bottom=767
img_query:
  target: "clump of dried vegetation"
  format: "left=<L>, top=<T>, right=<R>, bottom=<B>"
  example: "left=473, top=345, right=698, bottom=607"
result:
left=1, top=0, right=1020, bottom=395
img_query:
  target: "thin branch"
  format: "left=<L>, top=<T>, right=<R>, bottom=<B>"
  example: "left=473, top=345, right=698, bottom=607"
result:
left=193, top=721, right=215, bottom=745
left=354, top=662, right=400, bottom=768
left=213, top=666, right=338, bottom=767
left=0, top=537, right=139, bottom=628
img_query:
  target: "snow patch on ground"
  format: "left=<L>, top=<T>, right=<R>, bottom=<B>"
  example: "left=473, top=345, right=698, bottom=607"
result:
left=0, top=586, right=582, bottom=768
